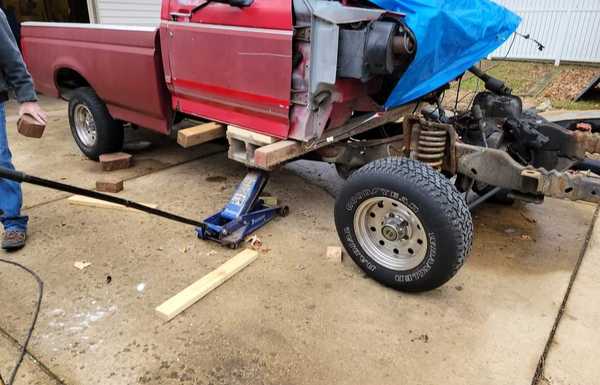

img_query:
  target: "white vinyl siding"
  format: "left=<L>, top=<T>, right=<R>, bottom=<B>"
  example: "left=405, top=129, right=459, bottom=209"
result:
left=88, top=0, right=600, bottom=64
left=94, top=0, right=162, bottom=27
left=491, top=0, right=600, bottom=64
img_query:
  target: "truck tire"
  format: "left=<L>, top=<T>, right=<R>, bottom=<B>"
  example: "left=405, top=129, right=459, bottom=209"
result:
left=68, top=87, right=124, bottom=160
left=334, top=157, right=473, bottom=292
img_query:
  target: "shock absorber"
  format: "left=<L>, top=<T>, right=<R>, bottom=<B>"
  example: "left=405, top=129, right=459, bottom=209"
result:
left=415, top=124, right=448, bottom=170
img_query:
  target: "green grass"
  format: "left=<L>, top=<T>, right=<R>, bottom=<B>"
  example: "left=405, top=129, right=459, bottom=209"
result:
left=454, top=61, right=555, bottom=96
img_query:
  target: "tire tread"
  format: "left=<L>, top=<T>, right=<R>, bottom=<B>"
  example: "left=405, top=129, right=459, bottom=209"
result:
left=344, top=157, right=473, bottom=290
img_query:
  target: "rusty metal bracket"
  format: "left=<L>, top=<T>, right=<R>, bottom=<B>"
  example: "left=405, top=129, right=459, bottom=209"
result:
left=574, top=131, right=600, bottom=157
left=306, top=103, right=417, bottom=152
left=527, top=168, right=600, bottom=203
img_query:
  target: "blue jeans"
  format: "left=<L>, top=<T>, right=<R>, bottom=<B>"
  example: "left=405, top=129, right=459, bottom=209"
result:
left=0, top=103, right=28, bottom=232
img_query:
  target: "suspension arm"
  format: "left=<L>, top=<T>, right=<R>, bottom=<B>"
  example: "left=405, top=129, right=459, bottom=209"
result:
left=456, top=144, right=600, bottom=204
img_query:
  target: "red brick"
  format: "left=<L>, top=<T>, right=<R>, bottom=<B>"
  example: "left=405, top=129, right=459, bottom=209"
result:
left=17, top=114, right=46, bottom=138
left=96, top=178, right=124, bottom=193
left=99, top=152, right=132, bottom=171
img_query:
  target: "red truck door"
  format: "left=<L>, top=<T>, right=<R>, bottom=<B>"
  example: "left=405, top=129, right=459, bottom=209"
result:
left=161, top=0, right=293, bottom=138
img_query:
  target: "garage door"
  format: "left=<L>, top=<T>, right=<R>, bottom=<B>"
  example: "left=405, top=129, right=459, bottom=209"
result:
left=94, top=0, right=162, bottom=27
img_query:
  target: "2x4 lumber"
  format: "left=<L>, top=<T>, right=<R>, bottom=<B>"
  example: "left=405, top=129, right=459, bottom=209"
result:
left=67, top=195, right=157, bottom=211
left=155, top=249, right=259, bottom=322
left=254, top=140, right=304, bottom=169
left=177, top=122, right=225, bottom=148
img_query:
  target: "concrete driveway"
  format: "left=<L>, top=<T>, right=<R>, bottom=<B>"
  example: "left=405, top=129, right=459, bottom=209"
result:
left=0, top=97, right=598, bottom=385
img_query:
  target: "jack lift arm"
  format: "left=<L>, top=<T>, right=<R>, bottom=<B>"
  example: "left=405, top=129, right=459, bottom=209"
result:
left=0, top=166, right=286, bottom=249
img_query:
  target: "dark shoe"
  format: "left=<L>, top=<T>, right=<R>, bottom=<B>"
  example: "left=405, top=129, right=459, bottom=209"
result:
left=2, top=230, right=27, bottom=251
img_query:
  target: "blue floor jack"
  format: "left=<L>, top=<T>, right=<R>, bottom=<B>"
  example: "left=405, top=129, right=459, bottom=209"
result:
left=197, top=170, right=288, bottom=248
left=0, top=166, right=287, bottom=248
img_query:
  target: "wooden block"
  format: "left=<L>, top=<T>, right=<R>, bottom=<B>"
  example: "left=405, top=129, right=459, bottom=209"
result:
left=67, top=195, right=157, bottom=211
left=254, top=140, right=304, bottom=169
left=96, top=178, right=124, bottom=193
left=260, top=196, right=279, bottom=207
left=326, top=246, right=343, bottom=263
left=227, top=125, right=278, bottom=145
left=99, top=152, right=132, bottom=171
left=156, top=249, right=259, bottom=322
left=73, top=261, right=92, bottom=270
left=177, top=122, right=225, bottom=148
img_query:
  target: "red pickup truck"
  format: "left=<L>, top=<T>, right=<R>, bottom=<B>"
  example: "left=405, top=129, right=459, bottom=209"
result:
left=22, top=0, right=415, bottom=159
left=20, top=0, right=600, bottom=292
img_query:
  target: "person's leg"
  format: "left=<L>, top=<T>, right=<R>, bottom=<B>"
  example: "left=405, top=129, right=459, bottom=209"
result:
left=0, top=103, right=29, bottom=234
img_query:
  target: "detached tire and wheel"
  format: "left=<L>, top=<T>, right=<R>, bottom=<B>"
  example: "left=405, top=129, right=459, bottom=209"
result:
left=68, top=87, right=124, bottom=160
left=335, top=157, right=473, bottom=292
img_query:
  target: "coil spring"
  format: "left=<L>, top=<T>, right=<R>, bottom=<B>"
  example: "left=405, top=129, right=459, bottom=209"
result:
left=416, top=125, right=448, bottom=170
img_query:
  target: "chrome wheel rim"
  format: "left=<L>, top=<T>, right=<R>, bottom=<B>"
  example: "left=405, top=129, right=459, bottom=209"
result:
left=74, top=104, right=97, bottom=147
left=353, top=197, right=428, bottom=271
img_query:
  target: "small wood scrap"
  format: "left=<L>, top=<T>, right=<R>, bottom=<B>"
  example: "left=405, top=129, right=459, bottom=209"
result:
left=155, top=249, right=259, bottom=322
left=520, top=212, right=537, bottom=224
left=99, top=152, right=132, bottom=171
left=246, top=235, right=263, bottom=250
left=521, top=234, right=533, bottom=241
left=67, top=195, right=157, bottom=212
left=74, top=261, right=92, bottom=270
left=96, top=178, right=124, bottom=193
left=326, top=246, right=343, bottom=263
left=177, top=122, right=225, bottom=148
left=260, top=196, right=279, bottom=207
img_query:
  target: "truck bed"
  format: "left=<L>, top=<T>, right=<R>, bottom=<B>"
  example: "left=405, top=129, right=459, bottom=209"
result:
left=21, top=23, right=172, bottom=133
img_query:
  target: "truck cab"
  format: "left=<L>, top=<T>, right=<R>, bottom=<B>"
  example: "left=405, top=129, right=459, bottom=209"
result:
left=22, top=0, right=416, bottom=148
left=159, top=0, right=294, bottom=138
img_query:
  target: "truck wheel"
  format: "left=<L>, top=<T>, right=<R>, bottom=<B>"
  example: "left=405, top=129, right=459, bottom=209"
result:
left=334, top=157, right=473, bottom=292
left=68, top=87, right=124, bottom=160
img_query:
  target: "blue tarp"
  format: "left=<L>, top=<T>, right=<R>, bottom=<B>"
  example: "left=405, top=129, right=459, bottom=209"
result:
left=368, top=0, right=521, bottom=108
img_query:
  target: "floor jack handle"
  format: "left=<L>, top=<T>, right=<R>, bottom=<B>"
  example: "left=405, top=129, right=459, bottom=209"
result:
left=0, top=166, right=206, bottom=228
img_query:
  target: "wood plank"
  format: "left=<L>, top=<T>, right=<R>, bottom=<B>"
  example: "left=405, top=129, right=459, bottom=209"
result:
left=67, top=195, right=157, bottom=211
left=254, top=140, right=304, bottom=169
left=156, top=249, right=259, bottom=322
left=177, top=122, right=225, bottom=148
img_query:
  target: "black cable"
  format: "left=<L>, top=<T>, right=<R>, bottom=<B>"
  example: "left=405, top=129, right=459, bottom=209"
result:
left=516, top=32, right=545, bottom=52
left=0, top=259, right=43, bottom=385
left=504, top=32, right=518, bottom=59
